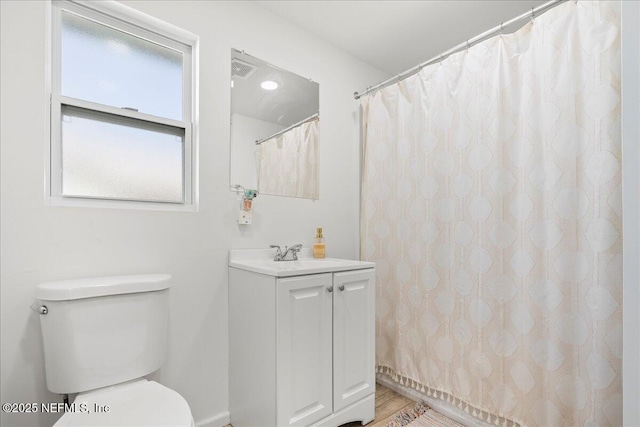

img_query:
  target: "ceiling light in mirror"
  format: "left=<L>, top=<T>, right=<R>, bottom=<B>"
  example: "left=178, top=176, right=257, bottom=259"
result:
left=261, top=80, right=278, bottom=90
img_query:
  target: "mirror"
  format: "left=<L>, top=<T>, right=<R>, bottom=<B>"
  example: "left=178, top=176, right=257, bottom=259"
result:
left=230, top=49, right=320, bottom=200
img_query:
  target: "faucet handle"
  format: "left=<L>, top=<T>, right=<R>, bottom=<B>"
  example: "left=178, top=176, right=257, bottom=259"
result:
left=270, top=245, right=283, bottom=261
left=290, top=244, right=302, bottom=260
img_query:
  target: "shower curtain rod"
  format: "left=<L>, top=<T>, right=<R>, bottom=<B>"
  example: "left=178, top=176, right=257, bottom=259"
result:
left=353, top=0, right=566, bottom=100
left=255, top=113, right=319, bottom=145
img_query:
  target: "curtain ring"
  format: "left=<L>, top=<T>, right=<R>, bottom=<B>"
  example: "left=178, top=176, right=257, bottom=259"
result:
left=531, top=7, right=535, bottom=22
left=466, top=39, right=470, bottom=50
left=500, top=22, right=504, bottom=35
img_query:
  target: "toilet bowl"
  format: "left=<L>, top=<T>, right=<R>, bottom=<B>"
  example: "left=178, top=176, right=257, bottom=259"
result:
left=35, top=274, right=194, bottom=427
left=53, top=379, right=194, bottom=427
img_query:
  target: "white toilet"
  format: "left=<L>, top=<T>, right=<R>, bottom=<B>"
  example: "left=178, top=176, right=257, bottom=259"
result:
left=35, top=274, right=194, bottom=427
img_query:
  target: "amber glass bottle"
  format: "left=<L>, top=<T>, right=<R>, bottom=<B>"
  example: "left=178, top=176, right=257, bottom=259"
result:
left=313, top=227, right=325, bottom=259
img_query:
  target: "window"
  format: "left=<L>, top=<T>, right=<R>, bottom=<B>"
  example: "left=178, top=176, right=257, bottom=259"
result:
left=49, top=0, right=197, bottom=209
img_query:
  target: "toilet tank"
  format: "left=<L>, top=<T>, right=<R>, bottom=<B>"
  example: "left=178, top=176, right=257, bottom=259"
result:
left=35, top=274, right=171, bottom=394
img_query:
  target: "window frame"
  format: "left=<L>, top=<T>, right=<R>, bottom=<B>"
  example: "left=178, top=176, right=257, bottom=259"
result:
left=47, top=0, right=199, bottom=211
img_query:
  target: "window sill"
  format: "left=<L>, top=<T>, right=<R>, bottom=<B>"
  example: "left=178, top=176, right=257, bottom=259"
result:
left=46, top=196, right=198, bottom=213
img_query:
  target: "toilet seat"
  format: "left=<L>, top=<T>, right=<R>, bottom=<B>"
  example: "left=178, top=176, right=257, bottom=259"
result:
left=53, top=379, right=194, bottom=427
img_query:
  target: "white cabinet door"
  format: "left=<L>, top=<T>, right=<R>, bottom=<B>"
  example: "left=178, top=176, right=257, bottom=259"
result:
left=276, top=273, right=333, bottom=427
left=333, top=269, right=376, bottom=412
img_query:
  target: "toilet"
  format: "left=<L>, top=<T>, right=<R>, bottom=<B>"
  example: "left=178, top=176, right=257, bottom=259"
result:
left=35, top=274, right=194, bottom=427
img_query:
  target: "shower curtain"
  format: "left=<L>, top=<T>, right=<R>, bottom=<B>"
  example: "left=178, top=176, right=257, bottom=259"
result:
left=360, top=2, right=621, bottom=426
left=257, top=116, right=319, bottom=199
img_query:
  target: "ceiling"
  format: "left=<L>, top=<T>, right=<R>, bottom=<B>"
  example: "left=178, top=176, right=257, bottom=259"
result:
left=253, top=1, right=547, bottom=78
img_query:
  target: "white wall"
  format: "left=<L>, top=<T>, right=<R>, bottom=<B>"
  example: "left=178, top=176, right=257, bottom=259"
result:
left=230, top=114, right=284, bottom=190
left=0, top=2, right=388, bottom=426
left=622, top=1, right=640, bottom=425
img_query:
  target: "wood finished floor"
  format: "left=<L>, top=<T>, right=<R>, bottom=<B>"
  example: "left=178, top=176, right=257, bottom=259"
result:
left=342, top=383, right=415, bottom=427
left=225, top=383, right=415, bottom=427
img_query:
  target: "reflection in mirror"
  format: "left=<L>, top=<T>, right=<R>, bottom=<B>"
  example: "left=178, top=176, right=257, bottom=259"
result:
left=230, top=49, right=320, bottom=200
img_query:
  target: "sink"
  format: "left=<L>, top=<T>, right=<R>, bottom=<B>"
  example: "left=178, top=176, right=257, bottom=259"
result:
left=229, top=248, right=375, bottom=277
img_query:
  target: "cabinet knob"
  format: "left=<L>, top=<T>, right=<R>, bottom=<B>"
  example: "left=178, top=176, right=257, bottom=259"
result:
left=327, top=286, right=333, bottom=293
left=338, top=285, right=345, bottom=292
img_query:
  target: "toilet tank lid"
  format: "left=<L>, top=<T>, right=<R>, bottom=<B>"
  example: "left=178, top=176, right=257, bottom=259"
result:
left=36, top=274, right=172, bottom=301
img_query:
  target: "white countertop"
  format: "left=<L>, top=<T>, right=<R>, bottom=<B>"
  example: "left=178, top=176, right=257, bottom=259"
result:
left=229, top=248, right=375, bottom=277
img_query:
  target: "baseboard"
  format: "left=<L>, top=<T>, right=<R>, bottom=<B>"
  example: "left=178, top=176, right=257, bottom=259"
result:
left=376, top=374, right=494, bottom=427
left=195, top=411, right=231, bottom=427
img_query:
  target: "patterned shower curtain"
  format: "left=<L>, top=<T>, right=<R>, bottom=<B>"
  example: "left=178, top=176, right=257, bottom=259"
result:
left=257, top=116, right=319, bottom=199
left=360, top=2, right=621, bottom=426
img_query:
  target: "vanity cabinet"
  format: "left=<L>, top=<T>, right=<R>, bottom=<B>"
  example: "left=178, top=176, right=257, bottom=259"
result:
left=229, top=251, right=375, bottom=427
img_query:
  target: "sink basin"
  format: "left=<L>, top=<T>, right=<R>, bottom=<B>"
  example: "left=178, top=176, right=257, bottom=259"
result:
left=229, top=248, right=374, bottom=277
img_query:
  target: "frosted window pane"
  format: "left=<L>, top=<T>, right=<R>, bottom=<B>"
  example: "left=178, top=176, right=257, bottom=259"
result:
left=61, top=11, right=183, bottom=120
left=61, top=107, right=184, bottom=203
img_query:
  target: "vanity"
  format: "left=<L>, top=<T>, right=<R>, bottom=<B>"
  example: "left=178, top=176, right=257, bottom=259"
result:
left=229, top=249, right=375, bottom=427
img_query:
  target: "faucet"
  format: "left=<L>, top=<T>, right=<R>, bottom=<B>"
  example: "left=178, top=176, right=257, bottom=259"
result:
left=270, top=244, right=303, bottom=261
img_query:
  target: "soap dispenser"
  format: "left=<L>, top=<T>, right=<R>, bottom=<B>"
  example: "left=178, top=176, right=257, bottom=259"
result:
left=313, top=227, right=325, bottom=259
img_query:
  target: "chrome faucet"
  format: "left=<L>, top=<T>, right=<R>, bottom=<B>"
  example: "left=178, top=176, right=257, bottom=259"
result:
left=270, top=244, right=303, bottom=261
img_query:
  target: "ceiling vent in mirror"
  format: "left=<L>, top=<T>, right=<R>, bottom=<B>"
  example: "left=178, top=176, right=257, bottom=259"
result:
left=232, top=58, right=257, bottom=80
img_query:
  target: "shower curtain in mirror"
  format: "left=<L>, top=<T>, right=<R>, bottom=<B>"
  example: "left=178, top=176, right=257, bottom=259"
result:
left=257, top=115, right=319, bottom=199
left=360, top=2, right=621, bottom=426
